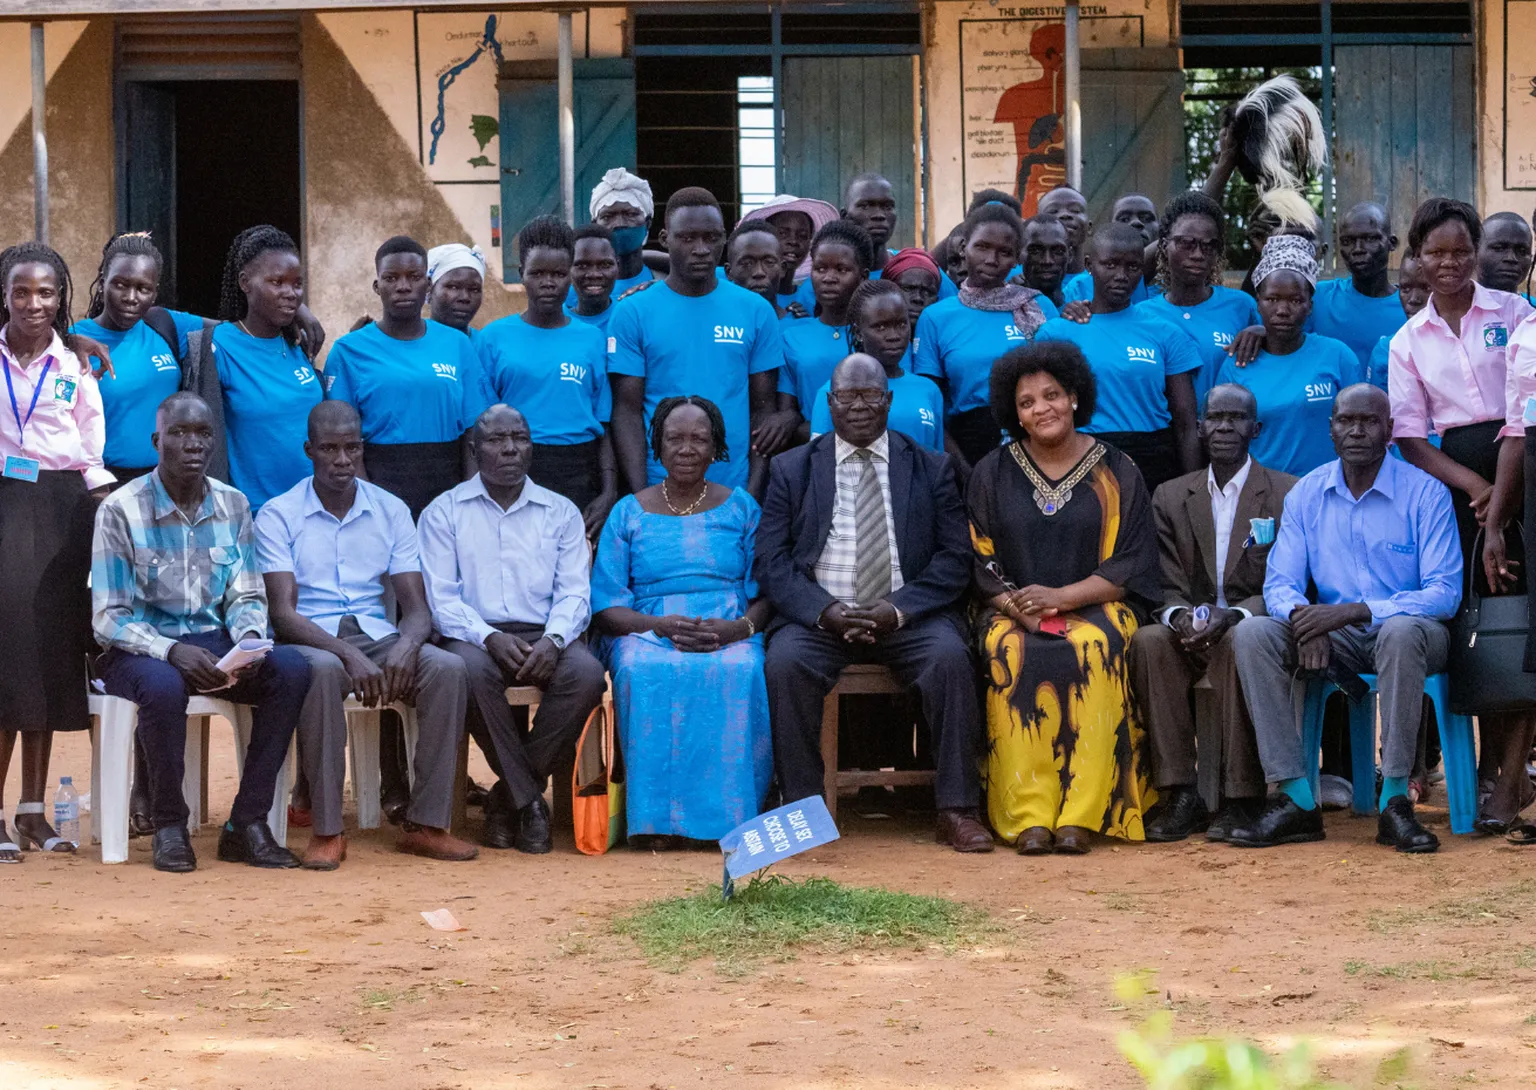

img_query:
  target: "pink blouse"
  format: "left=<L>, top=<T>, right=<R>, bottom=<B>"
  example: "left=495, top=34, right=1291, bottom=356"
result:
left=0, top=327, right=113, bottom=489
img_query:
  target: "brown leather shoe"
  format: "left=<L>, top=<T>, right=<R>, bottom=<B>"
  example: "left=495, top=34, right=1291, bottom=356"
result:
left=1054, top=826, right=1093, bottom=854
left=301, top=833, right=346, bottom=871
left=936, top=809, right=995, bottom=853
left=1017, top=826, right=1054, bottom=855
left=397, top=822, right=480, bottom=862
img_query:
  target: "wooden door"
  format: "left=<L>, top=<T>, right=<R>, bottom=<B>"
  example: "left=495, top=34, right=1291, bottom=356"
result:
left=1080, top=48, right=1187, bottom=226
left=119, top=82, right=178, bottom=304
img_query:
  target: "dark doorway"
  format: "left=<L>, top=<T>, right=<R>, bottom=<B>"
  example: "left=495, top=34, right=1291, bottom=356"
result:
left=119, top=80, right=301, bottom=318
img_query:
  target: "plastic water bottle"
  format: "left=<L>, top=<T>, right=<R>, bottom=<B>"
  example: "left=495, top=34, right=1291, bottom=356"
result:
left=53, top=776, right=80, bottom=849
left=1191, top=605, right=1211, bottom=634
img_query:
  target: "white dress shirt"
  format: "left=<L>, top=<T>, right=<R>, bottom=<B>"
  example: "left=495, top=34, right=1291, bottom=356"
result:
left=814, top=432, right=905, bottom=606
left=418, top=474, right=591, bottom=647
left=1161, top=457, right=1253, bottom=626
left=254, top=477, right=419, bottom=640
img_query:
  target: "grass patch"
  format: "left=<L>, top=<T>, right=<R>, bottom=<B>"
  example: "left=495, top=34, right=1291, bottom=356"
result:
left=1367, top=879, right=1536, bottom=933
left=1344, top=959, right=1472, bottom=981
left=358, top=986, right=425, bottom=1011
left=612, top=874, right=996, bottom=976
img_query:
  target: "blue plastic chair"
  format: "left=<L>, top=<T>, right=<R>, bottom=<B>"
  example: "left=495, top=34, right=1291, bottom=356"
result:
left=1301, top=672, right=1478, bottom=834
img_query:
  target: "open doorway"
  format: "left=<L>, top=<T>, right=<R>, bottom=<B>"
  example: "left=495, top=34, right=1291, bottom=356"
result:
left=119, top=80, right=302, bottom=318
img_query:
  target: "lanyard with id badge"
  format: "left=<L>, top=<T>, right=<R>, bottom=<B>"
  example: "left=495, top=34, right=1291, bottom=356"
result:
left=3, top=357, right=53, bottom=482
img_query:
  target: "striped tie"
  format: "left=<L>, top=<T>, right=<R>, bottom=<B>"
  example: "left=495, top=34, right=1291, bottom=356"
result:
left=851, top=448, right=892, bottom=604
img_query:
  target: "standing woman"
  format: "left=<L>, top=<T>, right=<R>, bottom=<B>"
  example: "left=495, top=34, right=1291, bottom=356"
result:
left=591, top=396, right=772, bottom=846
left=566, top=224, right=620, bottom=335
left=324, top=235, right=488, bottom=519
left=1140, top=191, right=1261, bottom=397
left=968, top=341, right=1158, bottom=853
left=883, top=248, right=946, bottom=331
left=0, top=243, right=113, bottom=860
left=426, top=243, right=486, bottom=345
left=1213, top=236, right=1362, bottom=476
left=740, top=195, right=839, bottom=312
left=914, top=202, right=1046, bottom=466
left=480, top=216, right=617, bottom=534
left=776, top=220, right=874, bottom=433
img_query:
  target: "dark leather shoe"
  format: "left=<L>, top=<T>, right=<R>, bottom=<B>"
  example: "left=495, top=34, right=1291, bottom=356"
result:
left=1144, top=787, right=1210, bottom=843
left=514, top=798, right=553, bottom=854
left=216, top=821, right=300, bottom=868
left=1017, top=826, right=1053, bottom=855
left=936, top=809, right=995, bottom=852
left=480, top=810, right=518, bottom=850
left=1206, top=798, right=1262, bottom=843
left=130, top=786, right=154, bottom=839
left=1376, top=795, right=1439, bottom=853
left=1054, top=826, right=1093, bottom=854
left=1228, top=796, right=1324, bottom=848
left=151, top=825, right=197, bottom=873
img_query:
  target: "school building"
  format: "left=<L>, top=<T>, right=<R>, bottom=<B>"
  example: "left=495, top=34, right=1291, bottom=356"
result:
left=0, top=0, right=1521, bottom=351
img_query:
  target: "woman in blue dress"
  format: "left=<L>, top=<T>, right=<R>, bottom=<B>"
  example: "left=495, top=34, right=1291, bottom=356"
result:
left=592, top=395, right=773, bottom=848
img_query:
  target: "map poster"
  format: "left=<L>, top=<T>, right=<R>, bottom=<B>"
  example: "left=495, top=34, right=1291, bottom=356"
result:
left=1506, top=0, right=1536, bottom=189
left=959, top=12, right=1142, bottom=214
left=415, top=11, right=565, bottom=183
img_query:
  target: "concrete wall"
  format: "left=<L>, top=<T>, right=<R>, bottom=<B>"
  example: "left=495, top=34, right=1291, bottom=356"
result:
left=1480, top=0, right=1536, bottom=216
left=0, top=20, right=114, bottom=316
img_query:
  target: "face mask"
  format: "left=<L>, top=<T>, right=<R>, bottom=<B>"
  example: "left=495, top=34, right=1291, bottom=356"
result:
left=610, top=225, right=647, bottom=255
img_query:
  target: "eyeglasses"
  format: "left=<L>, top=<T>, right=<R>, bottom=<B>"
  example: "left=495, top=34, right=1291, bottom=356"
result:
left=1169, top=237, right=1222, bottom=257
left=830, top=389, right=888, bottom=407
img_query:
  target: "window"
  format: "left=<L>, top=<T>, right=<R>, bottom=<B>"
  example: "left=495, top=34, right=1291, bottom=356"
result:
left=738, top=75, right=777, bottom=214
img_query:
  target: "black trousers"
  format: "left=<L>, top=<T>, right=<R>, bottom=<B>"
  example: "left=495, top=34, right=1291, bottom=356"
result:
left=763, top=614, right=983, bottom=810
left=1093, top=428, right=1179, bottom=494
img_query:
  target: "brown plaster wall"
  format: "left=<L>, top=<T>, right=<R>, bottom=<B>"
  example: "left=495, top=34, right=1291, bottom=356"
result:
left=300, top=13, right=520, bottom=360
left=0, top=19, right=115, bottom=317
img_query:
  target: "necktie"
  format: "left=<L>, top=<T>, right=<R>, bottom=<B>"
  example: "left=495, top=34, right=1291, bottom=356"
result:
left=852, top=448, right=892, bottom=604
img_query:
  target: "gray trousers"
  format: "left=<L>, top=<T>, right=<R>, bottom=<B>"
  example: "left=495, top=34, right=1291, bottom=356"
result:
left=291, top=634, right=468, bottom=835
left=1231, top=614, right=1449, bottom=783
left=442, top=621, right=607, bottom=812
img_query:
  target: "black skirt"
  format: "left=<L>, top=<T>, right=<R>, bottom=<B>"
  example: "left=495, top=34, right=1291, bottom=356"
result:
left=0, top=471, right=94, bottom=732
left=365, top=440, right=463, bottom=520
left=1091, top=427, right=1180, bottom=494
left=949, top=406, right=1004, bottom=467
left=1438, top=419, right=1503, bottom=559
left=532, top=438, right=602, bottom=511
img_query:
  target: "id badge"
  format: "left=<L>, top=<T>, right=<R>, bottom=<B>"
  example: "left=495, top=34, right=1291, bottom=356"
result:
left=3, top=455, right=41, bottom=482
left=53, top=376, right=77, bottom=403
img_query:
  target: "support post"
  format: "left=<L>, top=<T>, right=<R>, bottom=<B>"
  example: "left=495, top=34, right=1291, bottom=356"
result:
left=31, top=22, right=48, bottom=244
left=1320, top=0, right=1335, bottom=274
left=558, top=11, right=575, bottom=225
left=1063, top=0, right=1082, bottom=192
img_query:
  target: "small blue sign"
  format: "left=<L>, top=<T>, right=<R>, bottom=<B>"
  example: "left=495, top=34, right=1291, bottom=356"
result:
left=719, top=795, right=840, bottom=898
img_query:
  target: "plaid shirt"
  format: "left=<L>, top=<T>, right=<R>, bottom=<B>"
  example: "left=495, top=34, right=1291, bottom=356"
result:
left=91, top=470, right=269, bottom=660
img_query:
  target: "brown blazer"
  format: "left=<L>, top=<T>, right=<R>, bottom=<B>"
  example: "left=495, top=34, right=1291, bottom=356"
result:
left=1150, top=460, right=1297, bottom=617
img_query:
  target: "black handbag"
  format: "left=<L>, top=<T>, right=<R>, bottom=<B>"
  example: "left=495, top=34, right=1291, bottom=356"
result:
left=1449, top=527, right=1536, bottom=715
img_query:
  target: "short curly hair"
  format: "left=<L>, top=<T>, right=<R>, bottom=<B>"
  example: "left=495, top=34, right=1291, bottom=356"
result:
left=989, top=341, right=1097, bottom=441
left=650, top=395, right=729, bottom=466
left=1407, top=196, right=1481, bottom=256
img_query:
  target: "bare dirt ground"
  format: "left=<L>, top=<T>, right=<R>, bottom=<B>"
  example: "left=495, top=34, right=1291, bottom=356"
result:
left=3, top=728, right=1534, bottom=1090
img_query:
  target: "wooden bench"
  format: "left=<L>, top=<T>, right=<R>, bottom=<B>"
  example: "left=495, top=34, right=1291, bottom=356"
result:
left=820, top=664, right=937, bottom=822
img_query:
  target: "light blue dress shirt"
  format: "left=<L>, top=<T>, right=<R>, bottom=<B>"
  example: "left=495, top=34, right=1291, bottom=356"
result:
left=254, top=477, right=420, bottom=640
left=1263, top=455, right=1462, bottom=626
left=417, top=474, right=591, bottom=647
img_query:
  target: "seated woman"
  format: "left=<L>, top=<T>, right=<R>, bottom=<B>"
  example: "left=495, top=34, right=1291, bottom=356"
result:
left=969, top=341, right=1158, bottom=855
left=1213, top=235, right=1362, bottom=477
left=592, top=396, right=773, bottom=847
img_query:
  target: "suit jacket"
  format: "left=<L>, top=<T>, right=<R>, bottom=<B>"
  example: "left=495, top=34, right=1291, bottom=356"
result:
left=1151, top=459, right=1297, bottom=617
left=754, top=430, right=972, bottom=630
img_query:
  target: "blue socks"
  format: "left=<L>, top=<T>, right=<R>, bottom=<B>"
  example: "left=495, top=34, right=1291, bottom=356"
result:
left=1279, top=777, right=1318, bottom=811
left=1380, top=775, right=1409, bottom=809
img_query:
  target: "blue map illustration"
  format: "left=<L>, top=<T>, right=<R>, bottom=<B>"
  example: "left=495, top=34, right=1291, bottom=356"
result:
left=427, top=14, right=505, bottom=166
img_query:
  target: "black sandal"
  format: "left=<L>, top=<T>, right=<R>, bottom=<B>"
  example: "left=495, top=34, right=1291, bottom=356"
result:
left=0, top=819, right=19, bottom=864
left=1506, top=819, right=1536, bottom=845
left=13, top=803, right=75, bottom=854
left=1474, top=815, right=1511, bottom=836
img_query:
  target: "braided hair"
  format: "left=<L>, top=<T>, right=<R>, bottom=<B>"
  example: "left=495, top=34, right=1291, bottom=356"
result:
left=217, top=225, right=301, bottom=344
left=810, top=218, right=875, bottom=274
left=845, top=279, right=907, bottom=354
left=1154, top=190, right=1226, bottom=289
left=517, top=214, right=576, bottom=266
left=0, top=242, right=77, bottom=352
left=86, top=231, right=163, bottom=319
left=649, top=394, right=729, bottom=465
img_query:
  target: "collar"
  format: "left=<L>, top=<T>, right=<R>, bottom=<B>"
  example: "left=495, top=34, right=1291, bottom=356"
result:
left=0, top=325, right=66, bottom=374
left=834, top=431, right=890, bottom=465
left=464, top=472, right=553, bottom=514
left=301, top=476, right=374, bottom=525
left=1207, top=456, right=1253, bottom=499
left=1417, top=281, right=1506, bottom=334
left=149, top=467, right=216, bottom=524
left=1324, top=454, right=1395, bottom=502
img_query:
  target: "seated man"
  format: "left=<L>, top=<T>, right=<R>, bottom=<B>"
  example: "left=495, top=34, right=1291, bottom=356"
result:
left=1129, top=384, right=1296, bottom=842
left=756, top=354, right=990, bottom=853
left=1229, top=384, right=1462, bottom=853
left=420, top=404, right=607, bottom=853
left=256, top=402, right=478, bottom=870
left=92, top=392, right=311, bottom=873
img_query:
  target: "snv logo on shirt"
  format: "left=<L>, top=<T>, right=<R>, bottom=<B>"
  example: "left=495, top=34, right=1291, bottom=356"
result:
left=151, top=352, right=178, bottom=374
left=1212, top=331, right=1235, bottom=348
left=918, top=408, right=937, bottom=430
left=294, top=367, right=317, bottom=385
left=1126, top=346, right=1158, bottom=364
left=431, top=361, right=459, bottom=381
left=1305, top=379, right=1335, bottom=403
left=1484, top=323, right=1509, bottom=349
left=714, top=324, right=746, bottom=345
left=560, top=361, right=587, bottom=384
left=1004, top=325, right=1027, bottom=340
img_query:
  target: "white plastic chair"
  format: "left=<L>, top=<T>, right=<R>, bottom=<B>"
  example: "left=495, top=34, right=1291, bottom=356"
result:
left=341, top=700, right=419, bottom=829
left=88, top=693, right=294, bottom=864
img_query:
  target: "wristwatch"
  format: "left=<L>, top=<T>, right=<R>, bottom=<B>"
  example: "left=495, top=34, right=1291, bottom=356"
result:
left=545, top=632, right=567, bottom=651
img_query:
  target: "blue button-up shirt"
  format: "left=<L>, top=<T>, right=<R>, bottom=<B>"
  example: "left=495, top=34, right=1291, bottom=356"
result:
left=1264, top=455, right=1462, bottom=626
left=417, top=474, right=590, bottom=648
left=253, top=477, right=420, bottom=640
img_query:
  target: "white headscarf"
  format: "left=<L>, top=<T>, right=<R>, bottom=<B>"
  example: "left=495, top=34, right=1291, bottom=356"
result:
left=426, top=243, right=485, bottom=285
left=589, top=167, right=654, bottom=220
left=1253, top=233, right=1318, bottom=289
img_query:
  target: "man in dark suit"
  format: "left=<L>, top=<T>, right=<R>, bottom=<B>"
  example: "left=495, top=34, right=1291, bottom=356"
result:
left=756, top=354, right=990, bottom=852
left=1129, top=384, right=1297, bottom=842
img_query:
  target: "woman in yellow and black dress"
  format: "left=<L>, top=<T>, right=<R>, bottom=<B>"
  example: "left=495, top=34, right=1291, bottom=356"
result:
left=968, top=341, right=1158, bottom=855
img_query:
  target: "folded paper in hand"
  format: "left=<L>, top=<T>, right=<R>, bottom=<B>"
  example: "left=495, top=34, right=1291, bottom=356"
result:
left=201, top=637, right=273, bottom=691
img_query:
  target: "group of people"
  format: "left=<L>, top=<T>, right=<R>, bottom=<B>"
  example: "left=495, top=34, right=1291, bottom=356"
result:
left=3, top=155, right=1536, bottom=873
